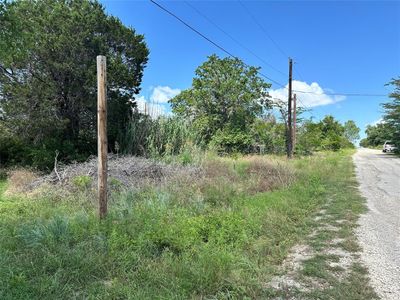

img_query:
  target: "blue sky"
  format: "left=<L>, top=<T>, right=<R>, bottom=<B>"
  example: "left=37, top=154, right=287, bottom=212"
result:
left=102, top=0, right=400, bottom=138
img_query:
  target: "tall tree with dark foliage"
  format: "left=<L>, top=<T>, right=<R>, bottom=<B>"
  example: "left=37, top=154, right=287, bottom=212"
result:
left=0, top=0, right=149, bottom=168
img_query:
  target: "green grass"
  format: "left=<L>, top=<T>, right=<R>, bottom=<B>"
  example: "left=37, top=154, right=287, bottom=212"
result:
left=292, top=151, right=377, bottom=299
left=0, top=151, right=374, bottom=299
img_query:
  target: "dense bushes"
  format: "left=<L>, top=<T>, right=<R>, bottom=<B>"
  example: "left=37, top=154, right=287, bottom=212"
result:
left=0, top=109, right=358, bottom=171
left=359, top=122, right=393, bottom=148
left=118, top=113, right=357, bottom=161
left=296, top=116, right=356, bottom=154
left=0, top=124, right=90, bottom=170
left=209, top=128, right=254, bottom=153
left=0, top=0, right=149, bottom=169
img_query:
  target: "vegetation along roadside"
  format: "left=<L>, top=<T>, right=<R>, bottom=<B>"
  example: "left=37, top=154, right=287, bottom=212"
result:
left=0, top=150, right=376, bottom=299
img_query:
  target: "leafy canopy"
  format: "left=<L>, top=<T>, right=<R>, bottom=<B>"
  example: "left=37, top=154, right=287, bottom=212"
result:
left=360, top=122, right=393, bottom=148
left=169, top=54, right=272, bottom=152
left=382, top=78, right=400, bottom=147
left=296, top=115, right=355, bottom=152
left=361, top=78, right=400, bottom=149
left=0, top=0, right=149, bottom=169
left=343, top=120, right=360, bottom=145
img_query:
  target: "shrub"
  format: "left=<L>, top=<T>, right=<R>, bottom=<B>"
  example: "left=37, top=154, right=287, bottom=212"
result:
left=72, top=175, right=92, bottom=190
left=210, top=128, right=254, bottom=154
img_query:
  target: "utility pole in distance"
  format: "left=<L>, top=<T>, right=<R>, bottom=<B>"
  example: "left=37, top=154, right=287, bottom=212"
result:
left=293, top=93, right=297, bottom=152
left=287, top=58, right=293, bottom=158
left=97, top=55, right=108, bottom=219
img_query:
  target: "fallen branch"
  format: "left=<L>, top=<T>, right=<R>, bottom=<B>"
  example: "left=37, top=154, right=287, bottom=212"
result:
left=54, top=150, right=61, bottom=183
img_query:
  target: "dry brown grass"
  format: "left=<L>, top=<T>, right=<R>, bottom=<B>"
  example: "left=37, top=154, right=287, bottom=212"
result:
left=243, top=156, right=296, bottom=194
left=5, top=169, right=38, bottom=196
left=12, top=154, right=295, bottom=208
left=164, top=155, right=296, bottom=207
left=202, top=159, right=238, bottom=180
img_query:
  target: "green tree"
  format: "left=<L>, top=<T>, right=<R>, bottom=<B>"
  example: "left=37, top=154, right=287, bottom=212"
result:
left=382, top=78, right=400, bottom=148
left=362, top=122, right=393, bottom=147
left=0, top=0, right=149, bottom=168
left=169, top=54, right=271, bottom=152
left=296, top=115, right=354, bottom=153
left=250, top=114, right=285, bottom=154
left=296, top=119, right=323, bottom=154
left=343, top=120, right=360, bottom=145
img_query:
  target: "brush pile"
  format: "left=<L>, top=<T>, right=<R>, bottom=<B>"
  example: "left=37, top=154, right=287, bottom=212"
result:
left=31, top=155, right=202, bottom=190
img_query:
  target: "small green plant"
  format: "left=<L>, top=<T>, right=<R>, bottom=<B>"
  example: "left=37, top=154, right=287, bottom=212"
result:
left=178, top=149, right=193, bottom=165
left=72, top=175, right=92, bottom=190
left=109, top=177, right=123, bottom=192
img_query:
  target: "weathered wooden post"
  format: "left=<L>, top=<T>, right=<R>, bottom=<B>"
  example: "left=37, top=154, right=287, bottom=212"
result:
left=97, top=55, right=107, bottom=218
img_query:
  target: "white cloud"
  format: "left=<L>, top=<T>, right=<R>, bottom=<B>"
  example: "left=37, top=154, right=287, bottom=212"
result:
left=131, top=85, right=180, bottom=118
left=368, top=118, right=384, bottom=126
left=150, top=86, right=181, bottom=103
left=135, top=95, right=168, bottom=119
left=269, top=80, right=346, bottom=108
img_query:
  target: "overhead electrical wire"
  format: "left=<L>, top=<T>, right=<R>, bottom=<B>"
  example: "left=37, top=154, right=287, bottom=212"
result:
left=238, top=0, right=289, bottom=59
left=292, top=63, right=386, bottom=97
left=236, top=0, right=313, bottom=112
left=149, top=0, right=236, bottom=58
left=184, top=1, right=287, bottom=77
left=237, top=2, right=387, bottom=99
left=290, top=67, right=315, bottom=115
left=293, top=90, right=387, bottom=97
left=149, top=0, right=286, bottom=88
left=150, top=0, right=389, bottom=99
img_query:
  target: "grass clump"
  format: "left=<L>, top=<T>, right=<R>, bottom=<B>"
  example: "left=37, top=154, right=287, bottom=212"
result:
left=72, top=175, right=92, bottom=190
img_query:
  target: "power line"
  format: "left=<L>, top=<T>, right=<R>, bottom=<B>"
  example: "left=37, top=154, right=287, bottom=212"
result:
left=291, top=63, right=314, bottom=113
left=293, top=62, right=307, bottom=84
left=149, top=0, right=236, bottom=58
left=293, top=90, right=387, bottom=97
left=184, top=1, right=287, bottom=77
left=150, top=0, right=387, bottom=99
left=291, top=62, right=386, bottom=97
left=238, top=0, right=289, bottom=59
left=150, top=0, right=286, bottom=88
left=297, top=98, right=315, bottom=118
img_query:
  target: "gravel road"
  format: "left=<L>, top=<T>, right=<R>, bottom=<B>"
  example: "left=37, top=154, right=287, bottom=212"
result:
left=353, top=148, right=400, bottom=300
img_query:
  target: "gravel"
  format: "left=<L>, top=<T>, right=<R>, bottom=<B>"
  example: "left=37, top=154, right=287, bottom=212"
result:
left=353, top=148, right=400, bottom=300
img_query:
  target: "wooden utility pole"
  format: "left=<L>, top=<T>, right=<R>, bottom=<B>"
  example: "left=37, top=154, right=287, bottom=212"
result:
left=97, top=55, right=108, bottom=219
left=287, top=58, right=293, bottom=158
left=293, top=93, right=297, bottom=151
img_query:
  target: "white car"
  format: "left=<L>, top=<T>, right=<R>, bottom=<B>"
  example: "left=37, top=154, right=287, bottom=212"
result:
left=383, top=141, right=397, bottom=153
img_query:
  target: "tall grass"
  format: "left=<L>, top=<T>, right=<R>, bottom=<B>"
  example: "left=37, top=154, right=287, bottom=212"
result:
left=120, top=114, right=203, bottom=161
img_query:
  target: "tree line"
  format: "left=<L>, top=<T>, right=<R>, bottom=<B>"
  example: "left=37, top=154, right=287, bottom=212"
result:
left=1, top=0, right=361, bottom=170
left=360, top=78, right=400, bottom=150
